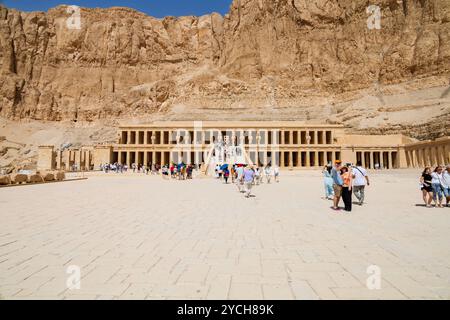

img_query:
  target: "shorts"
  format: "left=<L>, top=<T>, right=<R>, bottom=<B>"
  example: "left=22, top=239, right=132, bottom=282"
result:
left=421, top=185, right=432, bottom=193
left=333, top=184, right=343, bottom=197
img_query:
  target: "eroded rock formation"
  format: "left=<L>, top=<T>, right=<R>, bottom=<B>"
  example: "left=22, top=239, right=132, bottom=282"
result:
left=0, top=0, right=449, bottom=140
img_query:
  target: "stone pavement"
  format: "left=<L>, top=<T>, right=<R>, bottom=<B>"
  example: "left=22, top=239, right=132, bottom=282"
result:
left=0, top=170, right=449, bottom=300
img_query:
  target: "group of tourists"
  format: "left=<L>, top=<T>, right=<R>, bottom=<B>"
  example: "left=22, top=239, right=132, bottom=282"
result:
left=100, top=163, right=161, bottom=175
left=323, top=160, right=450, bottom=211
left=323, top=160, right=370, bottom=212
left=161, top=163, right=195, bottom=180
left=214, top=164, right=280, bottom=198
left=420, top=165, right=450, bottom=208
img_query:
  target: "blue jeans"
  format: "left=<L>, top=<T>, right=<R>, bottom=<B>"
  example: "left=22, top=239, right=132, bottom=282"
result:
left=443, top=187, right=450, bottom=198
left=432, top=183, right=444, bottom=201
left=324, top=182, right=334, bottom=198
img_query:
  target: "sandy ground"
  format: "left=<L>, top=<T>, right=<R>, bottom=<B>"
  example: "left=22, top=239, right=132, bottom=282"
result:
left=0, top=169, right=449, bottom=300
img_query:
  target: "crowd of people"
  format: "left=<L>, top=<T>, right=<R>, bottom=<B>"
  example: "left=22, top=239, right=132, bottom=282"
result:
left=102, top=160, right=450, bottom=208
left=100, top=162, right=162, bottom=174
left=161, top=163, right=195, bottom=180
left=214, top=164, right=280, bottom=198
left=323, top=160, right=370, bottom=212
left=324, top=160, right=450, bottom=211
left=420, top=165, right=450, bottom=208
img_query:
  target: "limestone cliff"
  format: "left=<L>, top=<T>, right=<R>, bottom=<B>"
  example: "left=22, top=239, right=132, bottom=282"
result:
left=0, top=0, right=449, bottom=139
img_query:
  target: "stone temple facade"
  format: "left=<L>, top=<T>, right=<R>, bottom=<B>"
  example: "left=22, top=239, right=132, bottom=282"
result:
left=37, top=121, right=450, bottom=171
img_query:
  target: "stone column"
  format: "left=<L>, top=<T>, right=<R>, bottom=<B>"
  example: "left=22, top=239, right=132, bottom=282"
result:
left=417, top=149, right=422, bottom=167
left=193, top=130, right=198, bottom=146
left=444, top=144, right=450, bottom=163
left=289, top=131, right=293, bottom=146
left=55, top=150, right=62, bottom=170
left=408, top=150, right=414, bottom=168
left=126, top=151, right=130, bottom=167
left=144, top=151, right=148, bottom=166
left=441, top=145, right=447, bottom=165
left=306, top=150, right=310, bottom=167
left=389, top=151, right=394, bottom=169
left=397, top=147, right=407, bottom=168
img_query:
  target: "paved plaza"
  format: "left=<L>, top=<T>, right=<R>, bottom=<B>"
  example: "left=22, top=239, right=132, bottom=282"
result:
left=0, top=170, right=449, bottom=300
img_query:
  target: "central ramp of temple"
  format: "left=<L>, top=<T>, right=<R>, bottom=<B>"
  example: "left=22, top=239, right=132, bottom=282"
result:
left=202, top=139, right=251, bottom=176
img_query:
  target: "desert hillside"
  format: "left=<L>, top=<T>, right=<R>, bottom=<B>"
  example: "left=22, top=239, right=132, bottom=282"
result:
left=0, top=0, right=449, bottom=171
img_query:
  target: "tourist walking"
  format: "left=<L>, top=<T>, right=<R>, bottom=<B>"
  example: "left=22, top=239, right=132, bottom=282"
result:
left=274, top=165, right=280, bottom=183
left=235, top=164, right=244, bottom=192
left=255, top=167, right=261, bottom=185
left=243, top=166, right=255, bottom=198
left=420, top=167, right=433, bottom=207
left=431, top=166, right=445, bottom=208
left=186, top=164, right=193, bottom=179
left=341, top=166, right=353, bottom=212
left=265, top=165, right=273, bottom=184
left=352, top=161, right=370, bottom=205
left=442, top=165, right=450, bottom=207
left=331, top=160, right=343, bottom=211
left=230, top=165, right=236, bottom=183
left=224, top=168, right=230, bottom=184
left=322, top=165, right=334, bottom=200
left=259, top=166, right=265, bottom=184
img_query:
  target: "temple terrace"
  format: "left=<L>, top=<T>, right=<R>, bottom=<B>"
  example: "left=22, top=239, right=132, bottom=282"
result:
left=37, top=121, right=450, bottom=172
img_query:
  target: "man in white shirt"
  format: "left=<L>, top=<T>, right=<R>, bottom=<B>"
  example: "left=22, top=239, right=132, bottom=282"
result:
left=352, top=161, right=370, bottom=205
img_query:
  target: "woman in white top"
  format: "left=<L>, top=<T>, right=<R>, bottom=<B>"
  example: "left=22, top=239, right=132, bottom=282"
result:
left=431, top=166, right=444, bottom=208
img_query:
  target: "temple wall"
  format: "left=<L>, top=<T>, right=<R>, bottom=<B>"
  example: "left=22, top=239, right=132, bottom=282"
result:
left=37, top=122, right=450, bottom=171
left=37, top=146, right=55, bottom=171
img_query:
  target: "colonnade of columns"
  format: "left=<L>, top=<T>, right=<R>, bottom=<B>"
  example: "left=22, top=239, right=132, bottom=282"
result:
left=405, top=144, right=450, bottom=168
left=112, top=149, right=345, bottom=168
left=354, top=151, right=399, bottom=169
left=54, top=148, right=94, bottom=171
left=119, top=129, right=334, bottom=146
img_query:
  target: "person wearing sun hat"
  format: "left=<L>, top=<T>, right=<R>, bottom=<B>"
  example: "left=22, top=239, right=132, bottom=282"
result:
left=331, top=160, right=344, bottom=211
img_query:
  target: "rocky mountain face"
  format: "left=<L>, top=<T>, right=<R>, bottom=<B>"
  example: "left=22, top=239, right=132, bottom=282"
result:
left=0, top=0, right=449, bottom=139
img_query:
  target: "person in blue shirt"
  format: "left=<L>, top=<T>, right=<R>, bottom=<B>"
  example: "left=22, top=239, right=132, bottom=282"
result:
left=331, top=160, right=343, bottom=210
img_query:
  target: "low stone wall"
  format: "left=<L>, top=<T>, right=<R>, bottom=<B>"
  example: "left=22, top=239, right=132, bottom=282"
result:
left=0, top=171, right=67, bottom=186
left=10, top=173, right=28, bottom=184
